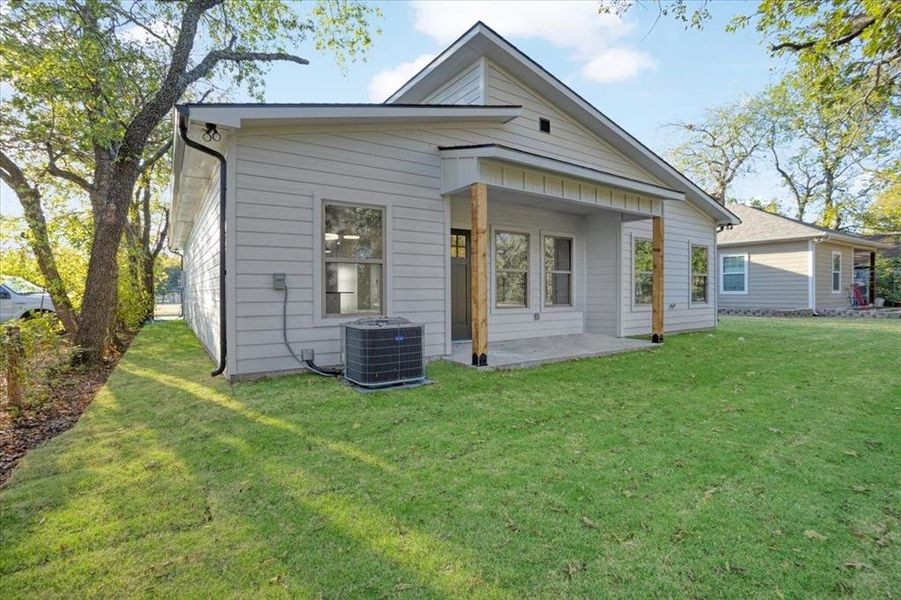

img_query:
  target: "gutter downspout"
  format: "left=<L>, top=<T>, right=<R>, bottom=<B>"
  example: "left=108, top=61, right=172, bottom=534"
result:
left=177, top=106, right=227, bottom=377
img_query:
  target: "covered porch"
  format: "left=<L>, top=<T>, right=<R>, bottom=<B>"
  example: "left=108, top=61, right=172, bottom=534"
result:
left=441, top=144, right=676, bottom=367
left=448, top=332, right=655, bottom=370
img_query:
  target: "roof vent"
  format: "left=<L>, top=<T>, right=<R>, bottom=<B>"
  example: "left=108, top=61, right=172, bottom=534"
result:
left=539, top=118, right=551, bottom=133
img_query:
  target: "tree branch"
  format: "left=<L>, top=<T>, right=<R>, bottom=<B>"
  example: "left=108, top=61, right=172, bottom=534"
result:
left=183, top=48, right=309, bottom=87
left=151, top=208, right=169, bottom=259
left=45, top=144, right=95, bottom=193
left=138, top=138, right=173, bottom=175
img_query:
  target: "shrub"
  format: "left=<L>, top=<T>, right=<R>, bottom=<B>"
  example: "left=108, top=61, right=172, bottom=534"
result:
left=0, top=314, right=74, bottom=412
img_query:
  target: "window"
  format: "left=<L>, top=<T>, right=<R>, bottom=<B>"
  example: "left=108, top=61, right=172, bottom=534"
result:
left=450, top=233, right=467, bottom=258
left=720, top=253, right=748, bottom=294
left=495, top=231, right=529, bottom=307
left=539, top=118, right=551, bottom=133
left=633, top=238, right=653, bottom=306
left=691, top=245, right=709, bottom=304
left=832, top=251, right=842, bottom=293
left=544, top=235, right=572, bottom=307
left=323, top=203, right=384, bottom=316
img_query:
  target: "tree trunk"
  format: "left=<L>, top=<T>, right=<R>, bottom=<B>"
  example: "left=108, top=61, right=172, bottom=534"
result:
left=0, top=152, right=79, bottom=335
left=74, top=182, right=133, bottom=364
left=142, top=256, right=155, bottom=321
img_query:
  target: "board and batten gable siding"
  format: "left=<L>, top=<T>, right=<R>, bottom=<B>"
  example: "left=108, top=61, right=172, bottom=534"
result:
left=231, top=126, right=448, bottom=377
left=621, top=201, right=718, bottom=336
left=182, top=168, right=221, bottom=361
left=716, top=241, right=810, bottom=310
left=422, top=60, right=483, bottom=105
left=450, top=196, right=587, bottom=341
left=814, top=242, right=852, bottom=310
left=482, top=60, right=664, bottom=186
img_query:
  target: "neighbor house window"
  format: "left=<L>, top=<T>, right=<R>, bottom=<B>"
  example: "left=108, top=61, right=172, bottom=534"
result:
left=832, top=251, right=842, bottom=293
left=544, top=235, right=572, bottom=307
left=634, top=238, right=653, bottom=306
left=495, top=231, right=529, bottom=307
left=323, top=203, right=384, bottom=316
left=720, top=253, right=748, bottom=294
left=691, top=245, right=709, bottom=304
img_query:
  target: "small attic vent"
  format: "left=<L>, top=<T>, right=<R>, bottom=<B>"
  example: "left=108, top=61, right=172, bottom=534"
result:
left=539, top=118, right=551, bottom=133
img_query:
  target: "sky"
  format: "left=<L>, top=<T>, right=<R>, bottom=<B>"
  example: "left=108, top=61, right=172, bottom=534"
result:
left=0, top=0, right=786, bottom=219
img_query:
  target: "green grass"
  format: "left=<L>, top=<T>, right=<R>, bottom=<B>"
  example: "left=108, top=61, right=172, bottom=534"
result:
left=1, top=318, right=899, bottom=598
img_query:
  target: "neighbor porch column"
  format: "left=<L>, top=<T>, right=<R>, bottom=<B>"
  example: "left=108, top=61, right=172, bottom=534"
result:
left=470, top=182, right=489, bottom=366
left=869, top=251, right=877, bottom=304
left=651, top=216, right=664, bottom=343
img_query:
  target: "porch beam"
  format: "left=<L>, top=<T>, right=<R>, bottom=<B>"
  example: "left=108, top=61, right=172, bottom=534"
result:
left=651, top=216, right=664, bottom=343
left=470, top=183, right=489, bottom=366
left=869, top=251, right=876, bottom=304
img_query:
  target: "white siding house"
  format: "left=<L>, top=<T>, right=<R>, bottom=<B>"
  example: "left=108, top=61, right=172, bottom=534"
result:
left=170, top=22, right=740, bottom=380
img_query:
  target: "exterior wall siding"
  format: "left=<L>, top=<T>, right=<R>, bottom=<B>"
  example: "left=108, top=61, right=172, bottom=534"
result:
left=621, top=201, right=718, bottom=336
left=815, top=242, right=853, bottom=310
left=717, top=241, right=810, bottom=310
left=450, top=197, right=587, bottom=341
left=182, top=169, right=221, bottom=361
left=584, top=212, right=620, bottom=336
left=483, top=60, right=663, bottom=186
left=423, top=60, right=483, bottom=105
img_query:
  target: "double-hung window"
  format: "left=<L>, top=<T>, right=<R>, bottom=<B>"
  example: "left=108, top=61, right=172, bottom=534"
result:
left=720, top=253, right=748, bottom=294
left=495, top=231, right=529, bottom=308
left=544, top=235, right=572, bottom=307
left=634, top=238, right=653, bottom=306
left=691, top=245, right=709, bottom=304
left=323, top=203, right=384, bottom=316
left=832, top=251, right=842, bottom=293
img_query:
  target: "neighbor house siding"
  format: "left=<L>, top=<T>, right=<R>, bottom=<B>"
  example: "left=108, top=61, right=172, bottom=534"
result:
left=182, top=168, right=221, bottom=361
left=482, top=60, right=663, bottom=186
left=423, top=60, right=483, bottom=105
left=621, top=201, right=718, bottom=336
left=716, top=241, right=809, bottom=309
left=450, top=197, right=587, bottom=341
left=815, top=242, right=852, bottom=310
left=231, top=126, right=448, bottom=377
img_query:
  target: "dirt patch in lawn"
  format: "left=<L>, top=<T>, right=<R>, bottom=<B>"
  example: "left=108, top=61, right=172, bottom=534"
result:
left=1, top=340, right=130, bottom=486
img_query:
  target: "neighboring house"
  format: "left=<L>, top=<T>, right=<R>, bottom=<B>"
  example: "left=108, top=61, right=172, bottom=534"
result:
left=170, top=22, right=739, bottom=380
left=717, top=203, right=889, bottom=314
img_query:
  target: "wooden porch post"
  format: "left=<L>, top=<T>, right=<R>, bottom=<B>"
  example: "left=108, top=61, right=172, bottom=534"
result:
left=869, top=251, right=876, bottom=305
left=470, top=183, right=489, bottom=366
left=651, top=216, right=664, bottom=343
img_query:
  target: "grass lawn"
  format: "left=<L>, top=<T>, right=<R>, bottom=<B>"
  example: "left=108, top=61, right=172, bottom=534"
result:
left=1, top=318, right=899, bottom=598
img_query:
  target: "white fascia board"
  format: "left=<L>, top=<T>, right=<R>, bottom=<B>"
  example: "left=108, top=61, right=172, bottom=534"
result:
left=183, top=104, right=521, bottom=128
left=719, top=234, right=888, bottom=251
left=439, top=145, right=685, bottom=200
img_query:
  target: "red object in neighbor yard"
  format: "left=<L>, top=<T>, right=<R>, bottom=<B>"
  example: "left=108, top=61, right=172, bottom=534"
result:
left=851, top=284, right=868, bottom=307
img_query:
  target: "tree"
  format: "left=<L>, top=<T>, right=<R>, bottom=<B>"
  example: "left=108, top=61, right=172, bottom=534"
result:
left=665, top=97, right=766, bottom=204
left=600, top=1, right=900, bottom=115
left=761, top=76, right=895, bottom=229
left=748, top=198, right=781, bottom=215
left=0, top=0, right=379, bottom=364
left=860, top=173, right=901, bottom=233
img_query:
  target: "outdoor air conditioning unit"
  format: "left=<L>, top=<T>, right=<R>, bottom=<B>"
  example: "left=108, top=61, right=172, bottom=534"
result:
left=342, top=317, right=425, bottom=388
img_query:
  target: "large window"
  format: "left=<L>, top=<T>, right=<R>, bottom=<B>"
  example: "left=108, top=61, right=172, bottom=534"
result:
left=691, top=245, right=709, bottom=304
left=720, top=253, right=748, bottom=294
left=832, top=251, right=842, bottom=293
left=495, top=231, right=529, bottom=308
left=544, top=235, right=572, bottom=307
left=323, top=203, right=384, bottom=316
left=634, top=238, right=653, bottom=306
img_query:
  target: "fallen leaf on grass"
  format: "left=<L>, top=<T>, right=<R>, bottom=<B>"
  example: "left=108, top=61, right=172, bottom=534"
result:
left=865, top=439, right=882, bottom=449
left=561, top=561, right=585, bottom=580
left=768, top=427, right=783, bottom=434
left=843, top=562, right=873, bottom=571
left=395, top=582, right=416, bottom=591
left=580, top=516, right=599, bottom=530
left=851, top=485, right=869, bottom=494
left=622, top=490, right=637, bottom=498
left=804, top=529, right=827, bottom=540
left=843, top=450, right=859, bottom=458
left=703, top=486, right=720, bottom=499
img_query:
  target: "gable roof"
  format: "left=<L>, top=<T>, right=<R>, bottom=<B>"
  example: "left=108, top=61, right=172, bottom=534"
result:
left=387, top=21, right=739, bottom=226
left=718, top=203, right=890, bottom=250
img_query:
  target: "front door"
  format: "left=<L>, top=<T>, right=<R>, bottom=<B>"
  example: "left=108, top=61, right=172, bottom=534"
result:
left=450, top=229, right=471, bottom=340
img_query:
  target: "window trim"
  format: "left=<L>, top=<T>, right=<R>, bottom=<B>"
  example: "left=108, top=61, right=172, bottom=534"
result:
left=541, top=232, right=574, bottom=309
left=318, top=199, right=387, bottom=321
left=631, top=234, right=653, bottom=311
left=689, top=243, right=710, bottom=306
left=831, top=250, right=842, bottom=294
left=719, top=252, right=749, bottom=295
left=492, top=228, right=531, bottom=311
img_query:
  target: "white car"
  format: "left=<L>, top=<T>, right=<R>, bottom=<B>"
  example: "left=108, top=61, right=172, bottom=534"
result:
left=0, top=277, right=56, bottom=323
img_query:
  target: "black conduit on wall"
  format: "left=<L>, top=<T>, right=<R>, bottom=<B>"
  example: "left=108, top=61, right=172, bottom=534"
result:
left=177, top=107, right=228, bottom=377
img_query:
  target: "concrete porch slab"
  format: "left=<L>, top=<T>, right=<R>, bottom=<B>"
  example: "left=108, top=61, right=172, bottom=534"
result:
left=448, top=333, right=656, bottom=370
